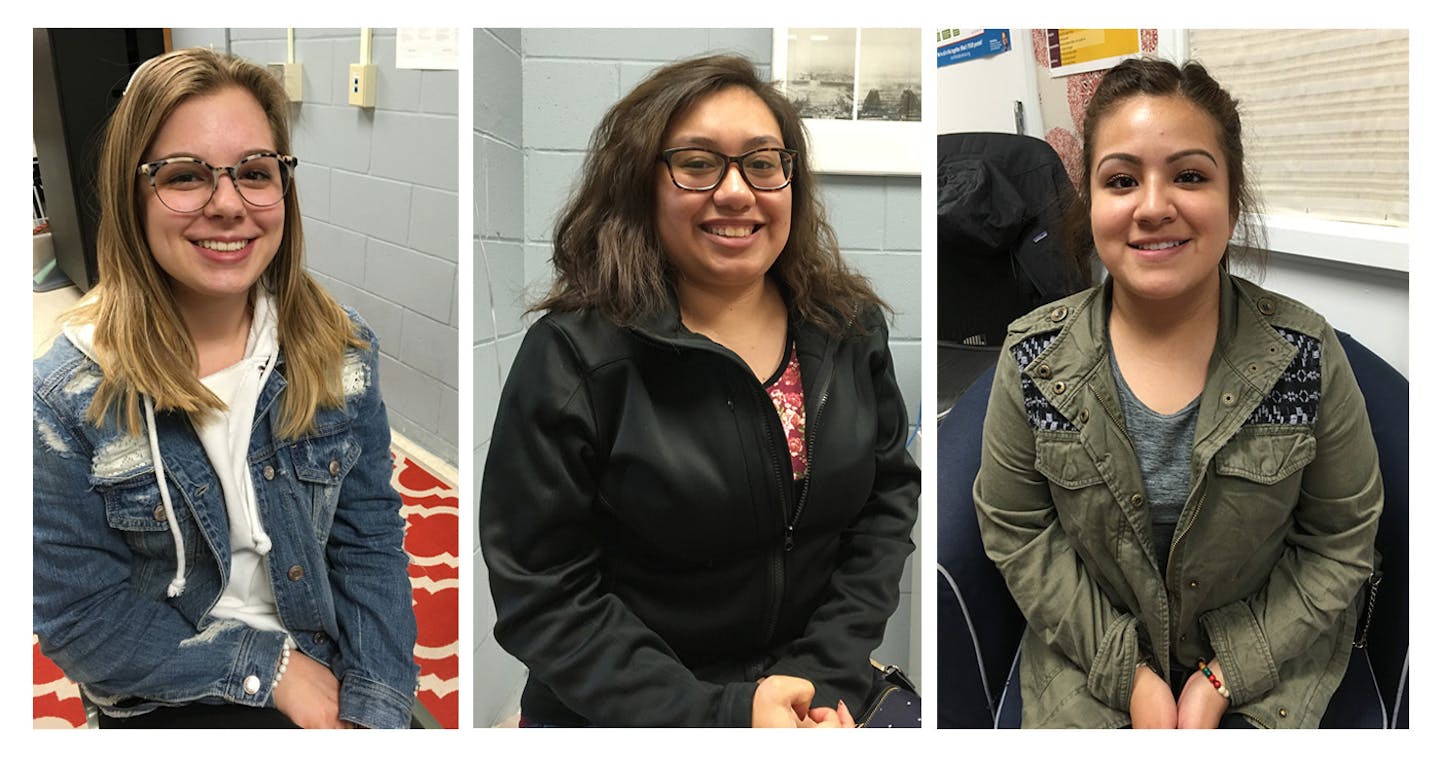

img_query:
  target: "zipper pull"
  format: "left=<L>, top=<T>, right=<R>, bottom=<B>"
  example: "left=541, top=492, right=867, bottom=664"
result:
left=784, top=525, right=795, bottom=552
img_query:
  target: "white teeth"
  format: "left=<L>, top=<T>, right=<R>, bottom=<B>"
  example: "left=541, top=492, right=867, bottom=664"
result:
left=1134, top=240, right=1184, bottom=251
left=196, top=239, right=247, bottom=252
left=705, top=225, right=755, bottom=238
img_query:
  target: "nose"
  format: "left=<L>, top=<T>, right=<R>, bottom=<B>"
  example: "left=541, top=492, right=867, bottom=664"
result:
left=711, top=161, right=754, bottom=208
left=204, top=172, right=248, bottom=217
left=1134, top=179, right=1174, bottom=226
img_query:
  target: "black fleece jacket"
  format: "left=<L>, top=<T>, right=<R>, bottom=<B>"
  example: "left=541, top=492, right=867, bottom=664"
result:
left=479, top=301, right=919, bottom=726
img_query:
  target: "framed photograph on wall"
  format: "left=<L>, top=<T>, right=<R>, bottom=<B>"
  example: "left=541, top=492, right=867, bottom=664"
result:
left=772, top=28, right=924, bottom=176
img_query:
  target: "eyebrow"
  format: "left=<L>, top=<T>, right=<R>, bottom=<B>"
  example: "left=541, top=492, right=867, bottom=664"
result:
left=668, top=135, right=783, bottom=150
left=143, top=149, right=277, bottom=164
left=1096, top=148, right=1219, bottom=170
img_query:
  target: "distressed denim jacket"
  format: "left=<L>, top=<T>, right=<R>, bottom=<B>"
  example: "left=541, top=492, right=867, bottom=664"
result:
left=33, top=309, right=419, bottom=729
left=974, top=273, right=1382, bottom=728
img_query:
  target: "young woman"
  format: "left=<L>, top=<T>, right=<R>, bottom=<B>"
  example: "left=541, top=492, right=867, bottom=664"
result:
left=32, top=48, right=418, bottom=729
left=973, top=58, right=1382, bottom=729
left=479, top=54, right=920, bottom=727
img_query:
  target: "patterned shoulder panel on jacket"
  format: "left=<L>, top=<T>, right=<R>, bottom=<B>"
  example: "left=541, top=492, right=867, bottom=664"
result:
left=1011, top=331, right=1075, bottom=432
left=1247, top=327, right=1321, bottom=425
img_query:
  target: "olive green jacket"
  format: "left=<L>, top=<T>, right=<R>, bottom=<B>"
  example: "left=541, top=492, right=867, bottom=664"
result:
left=974, top=272, right=1382, bottom=728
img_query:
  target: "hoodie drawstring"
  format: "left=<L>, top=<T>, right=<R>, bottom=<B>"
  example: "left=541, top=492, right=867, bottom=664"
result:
left=144, top=395, right=188, bottom=597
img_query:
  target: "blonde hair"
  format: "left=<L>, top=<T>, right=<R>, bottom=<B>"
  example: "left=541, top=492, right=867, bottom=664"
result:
left=69, top=47, right=364, bottom=439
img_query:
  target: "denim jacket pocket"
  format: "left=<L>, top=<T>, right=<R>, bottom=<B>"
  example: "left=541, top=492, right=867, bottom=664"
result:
left=96, top=469, right=203, bottom=589
left=289, top=428, right=361, bottom=543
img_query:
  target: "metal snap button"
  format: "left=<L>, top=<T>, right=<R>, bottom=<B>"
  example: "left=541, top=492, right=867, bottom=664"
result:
left=1036, top=364, right=1053, bottom=379
left=288, top=565, right=305, bottom=581
left=1179, top=633, right=1188, bottom=642
left=1130, top=493, right=1144, bottom=507
left=153, top=504, right=167, bottom=522
left=243, top=674, right=261, bottom=695
left=1188, top=580, right=1199, bottom=589
left=1278, top=707, right=1288, bottom=718
left=1258, top=298, right=1276, bottom=316
left=1049, top=305, right=1069, bottom=322
left=328, top=459, right=341, bottom=476
left=313, top=631, right=328, bottom=645
left=1221, top=392, right=1236, bottom=406
left=1053, top=381, right=1066, bottom=394
left=263, top=465, right=276, bottom=481
left=1078, top=408, right=1090, bottom=424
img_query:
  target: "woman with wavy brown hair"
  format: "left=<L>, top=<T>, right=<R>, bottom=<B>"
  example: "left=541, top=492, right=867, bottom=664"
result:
left=33, top=47, right=418, bottom=728
left=480, top=54, right=920, bottom=727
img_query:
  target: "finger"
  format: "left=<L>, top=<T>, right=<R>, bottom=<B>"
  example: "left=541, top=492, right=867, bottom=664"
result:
left=807, top=707, right=838, bottom=724
left=838, top=699, right=855, bottom=728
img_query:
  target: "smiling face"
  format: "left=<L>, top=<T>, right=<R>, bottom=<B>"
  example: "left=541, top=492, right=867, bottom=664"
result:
left=655, top=85, right=792, bottom=297
left=1089, top=94, right=1236, bottom=305
left=141, top=86, right=285, bottom=311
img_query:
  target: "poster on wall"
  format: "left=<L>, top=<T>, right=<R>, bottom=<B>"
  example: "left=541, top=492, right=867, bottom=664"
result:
left=774, top=28, right=923, bottom=175
left=936, top=28, right=1011, bottom=67
left=1043, top=29, right=1141, bottom=76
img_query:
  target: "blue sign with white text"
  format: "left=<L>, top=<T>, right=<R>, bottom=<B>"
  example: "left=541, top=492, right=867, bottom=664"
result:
left=938, top=29, right=1012, bottom=67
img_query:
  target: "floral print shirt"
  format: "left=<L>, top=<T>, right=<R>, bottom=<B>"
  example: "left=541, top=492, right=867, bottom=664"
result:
left=765, top=343, right=807, bottom=479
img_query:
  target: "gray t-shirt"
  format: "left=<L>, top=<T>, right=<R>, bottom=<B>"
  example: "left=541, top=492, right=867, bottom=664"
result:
left=1109, top=349, right=1199, bottom=573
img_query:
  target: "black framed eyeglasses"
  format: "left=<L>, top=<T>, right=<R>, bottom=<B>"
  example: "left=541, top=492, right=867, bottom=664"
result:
left=137, top=152, right=298, bottom=213
left=658, top=147, right=797, bottom=192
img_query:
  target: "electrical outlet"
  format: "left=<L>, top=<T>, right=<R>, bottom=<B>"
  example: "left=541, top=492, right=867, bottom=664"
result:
left=348, top=63, right=377, bottom=108
left=268, top=63, right=303, bottom=102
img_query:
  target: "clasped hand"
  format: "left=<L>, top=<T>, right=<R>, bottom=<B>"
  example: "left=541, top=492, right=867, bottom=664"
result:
left=752, top=675, right=856, bottom=728
left=1129, top=659, right=1228, bottom=729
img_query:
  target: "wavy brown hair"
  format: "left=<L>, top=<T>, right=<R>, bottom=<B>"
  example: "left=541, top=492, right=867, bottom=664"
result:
left=68, top=47, right=364, bottom=438
left=533, top=54, right=887, bottom=334
left=1063, top=57, right=1265, bottom=277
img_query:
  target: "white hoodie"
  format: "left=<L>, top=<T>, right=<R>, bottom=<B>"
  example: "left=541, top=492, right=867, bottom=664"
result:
left=63, top=291, right=284, bottom=633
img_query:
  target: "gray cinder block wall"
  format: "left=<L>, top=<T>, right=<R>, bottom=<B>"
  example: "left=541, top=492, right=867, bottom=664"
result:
left=473, top=27, right=529, bottom=727
left=472, top=29, right=923, bottom=724
left=172, top=28, right=460, bottom=466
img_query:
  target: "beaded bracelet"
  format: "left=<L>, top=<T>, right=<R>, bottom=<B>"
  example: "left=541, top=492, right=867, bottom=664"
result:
left=1197, top=659, right=1230, bottom=699
left=273, top=637, right=293, bottom=691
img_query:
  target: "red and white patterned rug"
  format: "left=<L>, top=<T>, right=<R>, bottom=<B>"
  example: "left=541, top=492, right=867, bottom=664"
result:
left=32, top=447, right=459, bottom=729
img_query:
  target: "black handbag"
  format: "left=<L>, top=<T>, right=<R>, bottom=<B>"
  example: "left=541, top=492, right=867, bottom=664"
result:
left=856, top=660, right=921, bottom=728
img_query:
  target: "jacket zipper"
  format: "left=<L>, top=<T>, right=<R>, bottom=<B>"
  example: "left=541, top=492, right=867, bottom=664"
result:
left=755, top=383, right=793, bottom=649
left=785, top=380, right=831, bottom=553
left=759, top=334, right=837, bottom=646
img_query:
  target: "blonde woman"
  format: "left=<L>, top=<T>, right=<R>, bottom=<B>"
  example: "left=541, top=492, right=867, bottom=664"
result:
left=32, top=48, right=417, bottom=728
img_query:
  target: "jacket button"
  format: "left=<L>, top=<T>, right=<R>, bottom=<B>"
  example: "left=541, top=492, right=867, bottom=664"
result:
left=1248, top=363, right=1259, bottom=373
left=243, top=674, right=261, bottom=695
left=1129, top=493, right=1144, bottom=507
left=1036, top=364, right=1053, bottom=379
left=153, top=504, right=167, bottom=522
left=1221, top=392, right=1236, bottom=406
left=263, top=465, right=276, bottom=481
left=328, top=459, right=341, bottom=476
left=1188, top=580, right=1199, bottom=589
left=1278, top=707, right=1288, bottom=718
left=1078, top=408, right=1090, bottom=424
left=313, top=631, right=328, bottom=644
left=1268, top=345, right=1278, bottom=354
left=288, top=565, right=305, bottom=581
left=1179, top=633, right=1188, bottom=641
left=1053, top=381, right=1066, bottom=394
left=1049, top=306, right=1069, bottom=322
left=1258, top=298, right=1277, bottom=315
